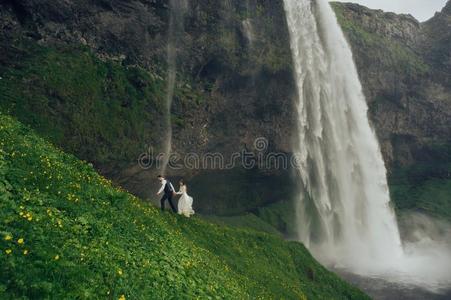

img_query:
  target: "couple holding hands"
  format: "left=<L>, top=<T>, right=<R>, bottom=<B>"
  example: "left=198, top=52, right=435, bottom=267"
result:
left=156, top=175, right=195, bottom=217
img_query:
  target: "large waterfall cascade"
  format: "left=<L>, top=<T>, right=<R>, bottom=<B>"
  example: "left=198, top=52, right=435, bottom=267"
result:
left=283, top=0, right=451, bottom=291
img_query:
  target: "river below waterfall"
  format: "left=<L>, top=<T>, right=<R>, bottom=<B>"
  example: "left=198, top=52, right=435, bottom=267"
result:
left=338, top=271, right=451, bottom=300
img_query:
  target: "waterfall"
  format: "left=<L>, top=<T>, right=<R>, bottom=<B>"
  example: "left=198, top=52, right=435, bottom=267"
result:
left=284, top=0, right=403, bottom=270
left=283, top=0, right=451, bottom=290
left=162, top=0, right=187, bottom=174
left=242, top=0, right=255, bottom=47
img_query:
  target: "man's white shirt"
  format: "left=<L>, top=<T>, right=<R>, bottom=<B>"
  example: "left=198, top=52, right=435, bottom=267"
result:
left=157, top=179, right=175, bottom=195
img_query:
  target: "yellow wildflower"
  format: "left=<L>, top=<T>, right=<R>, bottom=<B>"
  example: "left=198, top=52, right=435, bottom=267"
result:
left=23, top=250, right=28, bottom=255
left=4, top=235, right=12, bottom=241
left=54, top=255, right=60, bottom=260
left=5, top=249, right=12, bottom=255
left=119, top=295, right=126, bottom=300
left=17, top=238, right=24, bottom=245
left=117, top=269, right=123, bottom=276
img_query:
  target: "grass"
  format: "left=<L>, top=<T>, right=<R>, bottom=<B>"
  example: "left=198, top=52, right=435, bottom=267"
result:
left=209, top=199, right=299, bottom=238
left=389, top=159, right=451, bottom=221
left=0, top=114, right=368, bottom=299
left=391, top=177, right=451, bottom=221
left=202, top=213, right=282, bottom=236
left=256, top=199, right=298, bottom=237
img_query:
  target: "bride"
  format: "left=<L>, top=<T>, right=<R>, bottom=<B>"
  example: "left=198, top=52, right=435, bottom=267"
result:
left=176, top=179, right=195, bottom=217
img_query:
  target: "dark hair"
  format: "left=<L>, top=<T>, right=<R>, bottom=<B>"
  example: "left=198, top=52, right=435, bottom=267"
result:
left=179, top=179, right=185, bottom=185
left=157, top=175, right=163, bottom=179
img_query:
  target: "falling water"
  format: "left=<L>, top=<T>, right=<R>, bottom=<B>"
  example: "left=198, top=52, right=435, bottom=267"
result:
left=283, top=0, right=451, bottom=291
left=162, top=0, right=187, bottom=174
left=242, top=0, right=255, bottom=47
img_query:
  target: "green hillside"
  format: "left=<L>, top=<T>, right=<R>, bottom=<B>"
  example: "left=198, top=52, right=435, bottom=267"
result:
left=389, top=153, right=451, bottom=222
left=0, top=114, right=368, bottom=299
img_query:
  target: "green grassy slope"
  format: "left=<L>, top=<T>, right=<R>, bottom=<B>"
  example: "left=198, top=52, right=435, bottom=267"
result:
left=389, top=146, right=451, bottom=221
left=0, top=114, right=368, bottom=299
left=202, top=199, right=298, bottom=238
left=391, top=176, right=451, bottom=221
left=202, top=213, right=282, bottom=236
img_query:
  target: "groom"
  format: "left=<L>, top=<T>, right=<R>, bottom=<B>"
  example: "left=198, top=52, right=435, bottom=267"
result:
left=156, top=175, right=177, bottom=213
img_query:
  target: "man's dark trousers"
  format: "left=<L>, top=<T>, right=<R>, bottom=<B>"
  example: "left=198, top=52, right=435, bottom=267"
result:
left=160, top=192, right=177, bottom=213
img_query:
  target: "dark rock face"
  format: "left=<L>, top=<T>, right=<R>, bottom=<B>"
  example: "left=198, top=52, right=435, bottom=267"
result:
left=421, top=1, right=451, bottom=87
left=0, top=0, right=449, bottom=214
left=117, top=0, right=300, bottom=213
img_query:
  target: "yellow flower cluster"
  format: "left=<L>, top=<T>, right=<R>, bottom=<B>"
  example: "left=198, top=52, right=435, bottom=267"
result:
left=40, top=155, right=51, bottom=168
left=67, top=193, right=79, bottom=202
left=71, top=182, right=81, bottom=190
left=19, top=207, right=33, bottom=221
left=119, top=295, right=126, bottom=300
left=99, top=177, right=113, bottom=188
left=3, top=234, right=28, bottom=256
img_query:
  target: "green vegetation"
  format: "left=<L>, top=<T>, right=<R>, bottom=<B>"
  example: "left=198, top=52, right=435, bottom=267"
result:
left=389, top=144, right=451, bottom=221
left=391, top=176, right=451, bottom=221
left=0, top=114, right=368, bottom=299
left=203, top=213, right=282, bottom=236
left=181, top=218, right=368, bottom=300
left=201, top=198, right=297, bottom=238
left=256, top=199, right=298, bottom=236
left=0, top=39, right=167, bottom=167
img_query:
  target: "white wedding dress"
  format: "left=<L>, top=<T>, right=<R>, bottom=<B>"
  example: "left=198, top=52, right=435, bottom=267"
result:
left=176, top=185, right=195, bottom=217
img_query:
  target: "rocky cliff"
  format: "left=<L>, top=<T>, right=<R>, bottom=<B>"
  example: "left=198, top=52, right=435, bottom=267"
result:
left=0, top=0, right=450, bottom=217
